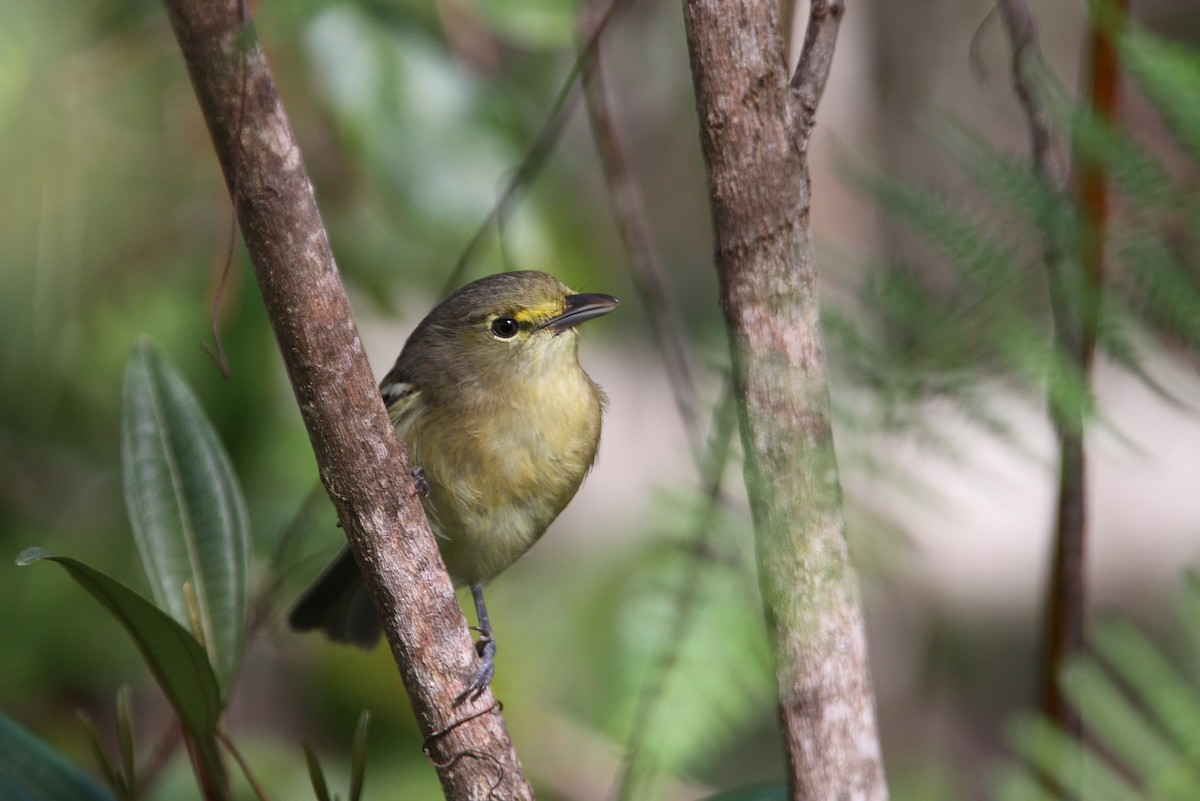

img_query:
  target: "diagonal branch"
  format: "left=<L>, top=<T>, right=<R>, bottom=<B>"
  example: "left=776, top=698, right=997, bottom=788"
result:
left=790, top=0, right=845, bottom=137
left=580, top=11, right=701, bottom=459
left=158, top=1, right=532, bottom=798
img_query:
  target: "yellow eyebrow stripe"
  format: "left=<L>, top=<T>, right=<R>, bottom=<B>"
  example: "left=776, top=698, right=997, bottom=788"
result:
left=512, top=300, right=565, bottom=324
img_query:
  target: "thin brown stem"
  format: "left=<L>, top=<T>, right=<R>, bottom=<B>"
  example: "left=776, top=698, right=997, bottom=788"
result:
left=995, top=0, right=1083, bottom=739
left=216, top=728, right=272, bottom=801
left=996, top=0, right=1123, bottom=745
left=580, top=13, right=701, bottom=459
left=611, top=384, right=737, bottom=801
left=443, top=0, right=632, bottom=296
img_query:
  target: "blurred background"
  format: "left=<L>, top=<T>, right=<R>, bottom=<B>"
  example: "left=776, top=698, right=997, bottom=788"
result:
left=3, top=0, right=1200, bottom=799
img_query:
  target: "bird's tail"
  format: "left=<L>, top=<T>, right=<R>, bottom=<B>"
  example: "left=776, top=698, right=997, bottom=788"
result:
left=288, top=546, right=382, bottom=649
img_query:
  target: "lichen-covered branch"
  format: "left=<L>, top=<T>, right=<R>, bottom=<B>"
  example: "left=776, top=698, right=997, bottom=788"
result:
left=680, top=0, right=887, bottom=797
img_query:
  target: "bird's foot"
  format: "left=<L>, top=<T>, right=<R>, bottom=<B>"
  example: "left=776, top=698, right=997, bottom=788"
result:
left=411, top=465, right=430, bottom=497
left=453, top=630, right=496, bottom=705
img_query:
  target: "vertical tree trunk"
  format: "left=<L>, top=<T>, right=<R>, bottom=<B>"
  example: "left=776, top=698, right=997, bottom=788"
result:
left=681, top=1, right=888, bottom=798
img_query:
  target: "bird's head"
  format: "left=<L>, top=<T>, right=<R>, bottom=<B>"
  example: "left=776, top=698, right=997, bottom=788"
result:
left=408, top=271, right=619, bottom=391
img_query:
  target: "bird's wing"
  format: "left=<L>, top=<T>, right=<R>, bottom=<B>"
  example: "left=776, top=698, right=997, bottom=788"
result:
left=380, top=379, right=422, bottom=435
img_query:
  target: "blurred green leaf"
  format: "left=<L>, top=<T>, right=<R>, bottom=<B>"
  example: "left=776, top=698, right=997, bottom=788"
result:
left=1004, top=712, right=1134, bottom=801
left=349, top=710, right=370, bottom=801
left=995, top=574, right=1200, bottom=801
left=303, top=743, right=333, bottom=801
left=115, top=686, right=136, bottom=801
left=610, top=490, right=773, bottom=787
left=1061, top=658, right=1175, bottom=786
left=695, top=784, right=787, bottom=801
left=1121, top=25, right=1200, bottom=163
left=0, top=712, right=116, bottom=801
left=120, top=341, right=250, bottom=693
left=15, top=548, right=222, bottom=739
left=75, top=711, right=122, bottom=799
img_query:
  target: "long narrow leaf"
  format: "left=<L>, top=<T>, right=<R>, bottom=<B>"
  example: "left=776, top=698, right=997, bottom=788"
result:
left=121, top=341, right=249, bottom=692
left=0, top=712, right=116, bottom=801
left=16, top=548, right=222, bottom=739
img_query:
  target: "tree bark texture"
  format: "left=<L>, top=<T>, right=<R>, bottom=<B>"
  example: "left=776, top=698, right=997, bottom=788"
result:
left=681, top=1, right=888, bottom=799
left=160, top=1, right=532, bottom=798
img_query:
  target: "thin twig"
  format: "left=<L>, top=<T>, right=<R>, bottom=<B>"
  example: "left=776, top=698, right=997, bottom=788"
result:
left=790, top=0, right=845, bottom=137
left=995, top=0, right=1081, bottom=740
left=442, top=0, right=632, bottom=295
left=611, top=384, right=737, bottom=801
left=201, top=0, right=248, bottom=381
left=136, top=719, right=184, bottom=796
left=996, top=0, right=1070, bottom=189
left=580, top=11, right=701, bottom=460
left=216, top=728, right=272, bottom=801
left=995, top=0, right=1124, bottom=745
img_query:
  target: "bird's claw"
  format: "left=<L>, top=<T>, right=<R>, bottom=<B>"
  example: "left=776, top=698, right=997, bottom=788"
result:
left=411, top=466, right=430, bottom=497
left=453, top=632, right=496, bottom=706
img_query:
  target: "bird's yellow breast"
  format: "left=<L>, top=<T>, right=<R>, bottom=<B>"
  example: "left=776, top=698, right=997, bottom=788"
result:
left=395, top=354, right=604, bottom=585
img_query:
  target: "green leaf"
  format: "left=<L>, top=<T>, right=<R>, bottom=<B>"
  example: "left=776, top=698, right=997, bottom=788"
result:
left=1090, top=619, right=1200, bottom=760
left=610, top=490, right=773, bottom=785
left=16, top=548, right=222, bottom=738
left=121, top=341, right=250, bottom=693
left=303, top=743, right=333, bottom=801
left=989, top=764, right=1059, bottom=801
left=115, top=686, right=136, bottom=800
left=75, top=711, right=122, bottom=798
left=348, top=711, right=370, bottom=801
left=0, top=712, right=116, bottom=801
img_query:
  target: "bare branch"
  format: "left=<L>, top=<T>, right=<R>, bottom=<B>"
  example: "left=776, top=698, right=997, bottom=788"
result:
left=444, top=0, right=631, bottom=295
left=790, top=0, right=845, bottom=137
left=995, top=0, right=1070, bottom=191
left=158, top=1, right=531, bottom=797
left=580, top=9, right=701, bottom=458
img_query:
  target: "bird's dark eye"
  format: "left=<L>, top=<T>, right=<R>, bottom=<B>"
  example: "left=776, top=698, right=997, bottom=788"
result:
left=490, top=317, right=520, bottom=339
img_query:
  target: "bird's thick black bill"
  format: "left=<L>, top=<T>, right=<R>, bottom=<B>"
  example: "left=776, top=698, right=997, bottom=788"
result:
left=541, top=293, right=620, bottom=332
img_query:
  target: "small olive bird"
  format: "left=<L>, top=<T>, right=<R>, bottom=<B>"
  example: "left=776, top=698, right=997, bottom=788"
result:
left=289, top=270, right=618, bottom=703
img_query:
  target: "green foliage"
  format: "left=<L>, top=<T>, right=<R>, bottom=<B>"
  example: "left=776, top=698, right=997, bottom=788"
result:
left=302, top=711, right=370, bottom=801
left=0, top=712, right=116, bottom=801
left=1121, top=25, right=1200, bottom=163
left=76, top=688, right=138, bottom=801
left=12, top=345, right=253, bottom=800
left=696, top=783, right=787, bottom=801
left=16, top=549, right=222, bottom=740
left=121, top=342, right=250, bottom=693
left=832, top=25, right=1200, bottom=438
left=605, top=488, right=775, bottom=800
left=994, top=575, right=1200, bottom=801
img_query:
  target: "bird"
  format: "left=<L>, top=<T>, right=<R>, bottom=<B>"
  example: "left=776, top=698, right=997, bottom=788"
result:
left=289, top=270, right=618, bottom=703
